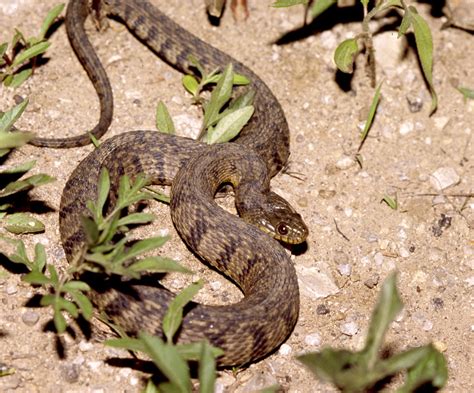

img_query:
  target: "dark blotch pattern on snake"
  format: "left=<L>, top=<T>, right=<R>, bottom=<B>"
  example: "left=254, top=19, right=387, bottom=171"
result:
left=57, top=0, right=308, bottom=366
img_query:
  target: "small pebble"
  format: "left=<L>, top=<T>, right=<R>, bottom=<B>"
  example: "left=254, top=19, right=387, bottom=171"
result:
left=364, top=274, right=380, bottom=289
left=398, top=246, right=410, bottom=258
left=399, top=121, right=414, bottom=135
left=87, top=361, right=103, bottom=372
left=6, top=284, right=17, bottom=295
left=406, top=93, right=423, bottom=113
left=430, top=167, right=460, bottom=191
left=278, top=343, right=292, bottom=356
left=337, top=264, right=352, bottom=277
left=316, top=304, right=330, bottom=315
left=374, top=252, right=384, bottom=265
left=304, top=332, right=322, bottom=346
left=61, top=364, right=80, bottom=383
left=340, top=321, right=359, bottom=336
left=79, top=340, right=94, bottom=352
left=335, top=155, right=355, bottom=170
left=21, top=310, right=40, bottom=326
left=210, top=281, right=222, bottom=291
left=433, top=116, right=450, bottom=130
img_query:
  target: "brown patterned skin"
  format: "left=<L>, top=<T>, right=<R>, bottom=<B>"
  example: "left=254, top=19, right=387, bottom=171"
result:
left=57, top=0, right=307, bottom=366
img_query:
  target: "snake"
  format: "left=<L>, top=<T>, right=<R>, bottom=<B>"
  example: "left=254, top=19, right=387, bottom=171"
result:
left=55, top=0, right=308, bottom=366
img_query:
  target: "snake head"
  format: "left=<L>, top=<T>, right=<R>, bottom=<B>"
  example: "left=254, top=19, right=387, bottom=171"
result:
left=245, top=191, right=308, bottom=244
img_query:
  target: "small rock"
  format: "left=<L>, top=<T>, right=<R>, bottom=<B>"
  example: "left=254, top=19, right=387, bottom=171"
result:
left=374, top=252, right=384, bottom=266
left=316, top=304, right=330, bottom=315
left=430, top=167, right=460, bottom=191
left=279, top=343, right=292, bottom=356
left=398, top=246, right=410, bottom=258
left=236, top=371, right=278, bottom=393
left=399, top=121, right=414, bottom=135
left=21, top=310, right=40, bottom=326
left=304, top=332, right=322, bottom=346
left=6, top=284, right=17, bottom=295
left=335, top=155, right=355, bottom=170
left=79, top=340, right=94, bottom=352
left=337, top=264, right=352, bottom=277
left=296, top=266, right=340, bottom=299
left=364, top=274, right=380, bottom=289
left=87, top=361, right=103, bottom=372
left=406, top=93, right=423, bottom=113
left=210, top=281, right=222, bottom=291
left=318, top=189, right=337, bottom=199
left=61, top=363, right=80, bottom=383
left=340, top=321, right=359, bottom=336
left=422, top=320, right=434, bottom=331
left=433, top=116, right=450, bottom=130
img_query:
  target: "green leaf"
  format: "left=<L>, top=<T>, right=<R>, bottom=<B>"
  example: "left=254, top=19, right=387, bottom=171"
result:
left=47, top=264, right=59, bottom=285
left=203, top=63, right=234, bottom=128
left=228, top=89, right=255, bottom=111
left=9, top=69, right=33, bottom=87
left=105, top=336, right=148, bottom=353
left=409, top=7, right=437, bottom=114
left=334, top=38, right=359, bottom=74
left=400, top=345, right=447, bottom=391
left=128, top=256, right=191, bottom=274
left=116, top=212, right=155, bottom=227
left=198, top=341, right=218, bottom=393
left=56, top=297, right=79, bottom=318
left=0, top=173, right=55, bottom=197
left=272, top=0, right=308, bottom=7
left=23, top=270, right=50, bottom=285
left=358, top=81, right=382, bottom=151
left=69, top=290, right=94, bottom=320
left=144, top=380, right=159, bottom=393
left=182, top=75, right=199, bottom=96
left=204, top=106, right=254, bottom=144
left=96, top=168, right=110, bottom=220
left=176, top=343, right=224, bottom=361
left=81, top=216, right=100, bottom=245
left=0, top=132, right=34, bottom=149
left=381, top=195, right=398, bottom=210
left=3, top=213, right=45, bottom=234
left=310, top=0, right=336, bottom=19
left=117, top=235, right=170, bottom=264
left=0, top=160, right=35, bottom=175
left=361, top=273, right=402, bottom=368
left=0, top=99, right=28, bottom=133
left=0, top=42, right=8, bottom=57
left=33, top=243, right=47, bottom=272
left=398, top=10, right=412, bottom=37
left=162, top=280, right=203, bottom=342
left=457, top=86, right=474, bottom=100
left=156, top=101, right=175, bottom=134
left=38, top=3, right=65, bottom=40
left=12, top=41, right=50, bottom=68
left=62, top=280, right=91, bottom=292
left=53, top=308, right=67, bottom=333
left=140, top=334, right=192, bottom=393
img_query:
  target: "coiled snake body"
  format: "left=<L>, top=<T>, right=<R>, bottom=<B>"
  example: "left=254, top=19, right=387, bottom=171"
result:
left=55, top=0, right=308, bottom=366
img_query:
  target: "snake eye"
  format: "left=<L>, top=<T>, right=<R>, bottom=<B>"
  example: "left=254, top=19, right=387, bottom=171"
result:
left=277, top=223, right=289, bottom=236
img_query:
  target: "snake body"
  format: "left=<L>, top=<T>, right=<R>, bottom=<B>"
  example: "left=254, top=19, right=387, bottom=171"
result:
left=57, top=0, right=307, bottom=366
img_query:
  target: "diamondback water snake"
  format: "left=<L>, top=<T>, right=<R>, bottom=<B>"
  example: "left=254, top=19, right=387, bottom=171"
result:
left=55, top=0, right=308, bottom=366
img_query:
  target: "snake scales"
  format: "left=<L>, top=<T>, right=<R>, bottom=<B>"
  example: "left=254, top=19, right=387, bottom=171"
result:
left=54, top=0, right=308, bottom=366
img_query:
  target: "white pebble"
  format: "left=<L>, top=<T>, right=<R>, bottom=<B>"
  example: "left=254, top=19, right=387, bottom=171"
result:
left=79, top=340, right=94, bottom=352
left=304, top=332, right=322, bottom=346
left=129, top=376, right=139, bottom=386
left=278, top=343, right=292, bottom=356
left=433, top=116, right=450, bottom=130
left=210, top=281, right=222, bottom=291
left=336, top=155, right=355, bottom=170
left=430, top=167, right=460, bottom=191
left=344, top=207, right=353, bottom=217
left=423, top=320, right=433, bottom=331
left=337, top=264, right=352, bottom=277
left=6, top=284, right=17, bottom=295
left=340, top=321, right=359, bottom=336
left=374, top=252, right=384, bottom=266
left=399, top=246, right=410, bottom=258
left=87, top=361, right=103, bottom=372
left=399, top=121, right=414, bottom=135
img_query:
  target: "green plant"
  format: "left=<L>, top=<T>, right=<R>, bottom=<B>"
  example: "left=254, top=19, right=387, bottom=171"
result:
left=0, top=3, right=64, bottom=87
left=298, top=272, right=448, bottom=392
left=156, top=58, right=255, bottom=144
left=273, top=1, right=437, bottom=114
left=0, top=100, right=55, bottom=234
left=2, top=169, right=186, bottom=333
left=107, top=280, right=224, bottom=392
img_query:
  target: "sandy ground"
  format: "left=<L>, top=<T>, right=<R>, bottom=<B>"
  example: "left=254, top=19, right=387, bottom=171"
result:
left=0, top=1, right=473, bottom=392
